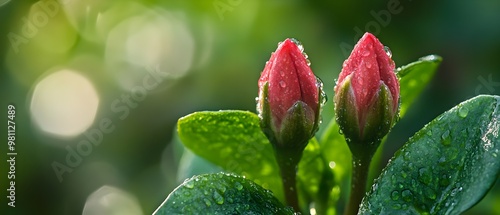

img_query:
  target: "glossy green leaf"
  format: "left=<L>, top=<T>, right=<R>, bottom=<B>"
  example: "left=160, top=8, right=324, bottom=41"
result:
left=360, top=95, right=500, bottom=214
left=397, top=55, right=442, bottom=116
left=154, top=173, right=294, bottom=215
left=177, top=110, right=329, bottom=206
left=177, top=111, right=283, bottom=199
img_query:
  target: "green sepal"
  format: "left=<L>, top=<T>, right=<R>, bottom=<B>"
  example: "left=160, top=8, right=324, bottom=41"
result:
left=258, top=81, right=320, bottom=153
left=277, top=101, right=315, bottom=151
left=334, top=76, right=359, bottom=143
left=335, top=76, right=397, bottom=159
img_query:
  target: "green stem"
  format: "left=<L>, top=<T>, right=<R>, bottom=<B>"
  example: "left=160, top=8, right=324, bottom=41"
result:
left=275, top=151, right=301, bottom=212
left=344, top=154, right=372, bottom=215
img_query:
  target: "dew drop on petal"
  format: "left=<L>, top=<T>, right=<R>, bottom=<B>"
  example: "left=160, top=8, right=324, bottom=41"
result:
left=280, top=70, right=285, bottom=77
left=384, top=46, right=392, bottom=58
left=362, top=50, right=370, bottom=57
left=279, top=80, right=286, bottom=88
left=290, top=38, right=304, bottom=52
left=303, top=52, right=309, bottom=59
left=365, top=61, right=372, bottom=69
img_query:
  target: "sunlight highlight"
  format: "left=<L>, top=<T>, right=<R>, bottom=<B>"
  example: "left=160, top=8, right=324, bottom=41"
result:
left=30, top=69, right=99, bottom=137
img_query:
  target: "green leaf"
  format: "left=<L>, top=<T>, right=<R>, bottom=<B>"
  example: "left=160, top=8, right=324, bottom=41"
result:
left=397, top=55, right=442, bottom=116
left=360, top=95, right=500, bottom=214
left=177, top=111, right=283, bottom=199
left=154, top=173, right=294, bottom=215
left=177, top=110, right=333, bottom=211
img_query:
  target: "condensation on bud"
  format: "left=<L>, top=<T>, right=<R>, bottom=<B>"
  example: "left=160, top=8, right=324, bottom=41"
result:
left=334, top=32, right=400, bottom=157
left=257, top=38, right=323, bottom=153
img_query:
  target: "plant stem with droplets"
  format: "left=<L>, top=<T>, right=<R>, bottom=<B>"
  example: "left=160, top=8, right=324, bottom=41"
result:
left=344, top=154, right=372, bottom=215
left=275, top=150, right=302, bottom=212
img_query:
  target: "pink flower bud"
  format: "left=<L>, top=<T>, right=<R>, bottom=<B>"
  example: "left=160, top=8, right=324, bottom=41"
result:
left=334, top=33, right=399, bottom=149
left=258, top=39, right=322, bottom=148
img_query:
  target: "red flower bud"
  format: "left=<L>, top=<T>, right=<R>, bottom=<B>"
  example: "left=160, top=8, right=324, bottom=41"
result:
left=258, top=39, right=323, bottom=149
left=334, top=33, right=399, bottom=152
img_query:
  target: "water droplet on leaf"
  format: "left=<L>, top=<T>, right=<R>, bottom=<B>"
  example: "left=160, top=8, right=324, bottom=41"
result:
left=403, top=152, right=410, bottom=161
left=397, top=183, right=404, bottom=189
left=184, top=180, right=194, bottom=189
left=441, top=130, right=451, bottom=146
left=401, top=190, right=413, bottom=202
left=418, top=168, right=432, bottom=185
left=401, top=171, right=408, bottom=178
left=234, top=182, right=243, bottom=191
left=438, top=156, right=446, bottom=164
left=458, top=106, right=469, bottom=118
left=213, top=191, right=224, bottom=205
left=425, top=187, right=437, bottom=200
left=426, top=130, right=433, bottom=136
left=391, top=190, right=400, bottom=200
left=204, top=198, right=212, bottom=207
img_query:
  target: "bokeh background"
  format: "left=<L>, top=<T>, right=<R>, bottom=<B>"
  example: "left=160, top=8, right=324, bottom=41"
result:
left=1, top=0, right=499, bottom=214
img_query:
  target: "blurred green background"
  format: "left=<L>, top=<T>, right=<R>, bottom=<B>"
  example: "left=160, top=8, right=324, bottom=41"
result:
left=1, top=0, right=499, bottom=214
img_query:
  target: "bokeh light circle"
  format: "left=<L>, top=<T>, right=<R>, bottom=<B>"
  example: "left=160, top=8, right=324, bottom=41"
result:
left=82, top=186, right=143, bottom=215
left=30, top=69, right=99, bottom=137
